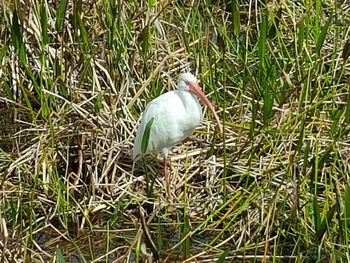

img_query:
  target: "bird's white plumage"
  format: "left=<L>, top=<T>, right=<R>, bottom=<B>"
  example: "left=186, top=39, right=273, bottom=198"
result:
left=133, top=73, right=202, bottom=160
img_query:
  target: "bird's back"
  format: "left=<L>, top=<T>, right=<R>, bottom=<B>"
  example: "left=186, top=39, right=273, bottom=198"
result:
left=133, top=90, right=202, bottom=160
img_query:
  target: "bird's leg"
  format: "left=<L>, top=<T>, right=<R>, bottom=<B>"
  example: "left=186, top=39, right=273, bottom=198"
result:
left=163, top=157, right=171, bottom=202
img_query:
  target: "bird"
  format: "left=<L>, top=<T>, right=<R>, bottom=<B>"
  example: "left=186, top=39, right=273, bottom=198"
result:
left=133, top=72, right=222, bottom=198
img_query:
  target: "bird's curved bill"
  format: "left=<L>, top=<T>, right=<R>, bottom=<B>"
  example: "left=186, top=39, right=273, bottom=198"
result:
left=188, top=82, right=223, bottom=133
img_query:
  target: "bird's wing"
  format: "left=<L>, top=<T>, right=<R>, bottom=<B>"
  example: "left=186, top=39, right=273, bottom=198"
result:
left=133, top=91, right=188, bottom=159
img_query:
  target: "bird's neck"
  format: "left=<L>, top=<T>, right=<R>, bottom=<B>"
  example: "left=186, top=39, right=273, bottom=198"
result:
left=177, top=90, right=200, bottom=110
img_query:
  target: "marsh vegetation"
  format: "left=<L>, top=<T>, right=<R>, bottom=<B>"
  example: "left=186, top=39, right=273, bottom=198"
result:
left=1, top=0, right=350, bottom=262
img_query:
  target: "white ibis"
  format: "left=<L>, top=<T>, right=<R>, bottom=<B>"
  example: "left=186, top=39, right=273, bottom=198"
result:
left=133, top=72, right=222, bottom=198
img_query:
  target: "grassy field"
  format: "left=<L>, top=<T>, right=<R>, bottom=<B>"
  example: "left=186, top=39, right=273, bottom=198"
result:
left=1, top=0, right=350, bottom=262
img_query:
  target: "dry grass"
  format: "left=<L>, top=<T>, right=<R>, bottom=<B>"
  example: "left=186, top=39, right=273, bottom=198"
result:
left=1, top=0, right=350, bottom=262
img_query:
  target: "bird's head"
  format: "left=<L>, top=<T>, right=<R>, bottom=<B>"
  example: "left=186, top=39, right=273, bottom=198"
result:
left=177, top=72, right=198, bottom=91
left=176, top=72, right=223, bottom=133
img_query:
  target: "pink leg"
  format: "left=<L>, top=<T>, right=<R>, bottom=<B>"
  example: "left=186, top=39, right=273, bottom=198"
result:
left=163, top=157, right=171, bottom=201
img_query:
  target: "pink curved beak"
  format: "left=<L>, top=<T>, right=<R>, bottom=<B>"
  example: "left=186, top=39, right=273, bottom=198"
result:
left=188, top=82, right=223, bottom=133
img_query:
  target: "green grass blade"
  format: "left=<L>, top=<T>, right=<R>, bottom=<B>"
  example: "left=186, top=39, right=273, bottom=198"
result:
left=345, top=93, right=350, bottom=125
left=157, top=217, right=164, bottom=252
left=217, top=250, right=229, bottom=263
left=344, top=184, right=350, bottom=228
left=317, top=204, right=336, bottom=241
left=268, top=7, right=281, bottom=38
left=11, top=9, right=21, bottom=51
left=258, top=14, right=268, bottom=67
left=55, top=0, right=68, bottom=31
left=342, top=38, right=350, bottom=60
left=263, top=85, right=272, bottom=125
left=40, top=3, right=49, bottom=45
left=313, top=196, right=321, bottom=238
left=331, top=109, right=342, bottom=137
left=94, top=92, right=103, bottom=114
left=231, top=0, right=240, bottom=37
left=315, top=17, right=331, bottom=55
left=11, top=9, right=27, bottom=65
left=138, top=25, right=150, bottom=58
left=77, top=15, right=90, bottom=53
left=55, top=248, right=66, bottom=263
left=0, top=43, right=8, bottom=64
left=297, top=22, right=305, bottom=51
left=141, top=117, right=154, bottom=155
